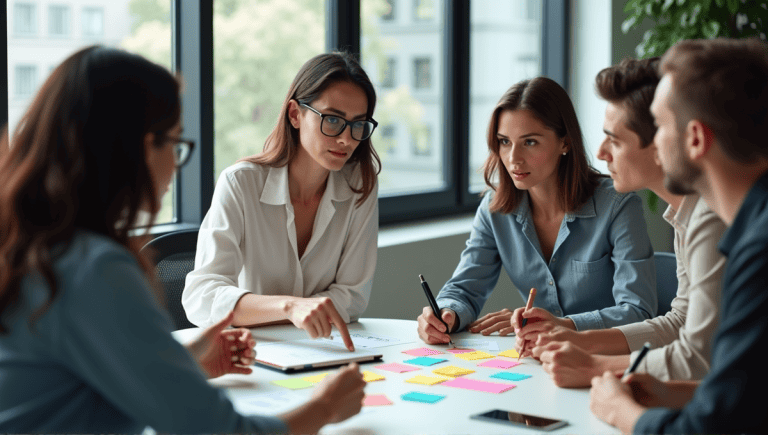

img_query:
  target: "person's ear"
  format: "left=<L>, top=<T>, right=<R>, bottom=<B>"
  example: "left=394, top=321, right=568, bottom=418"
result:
left=287, top=99, right=301, bottom=129
left=144, top=131, right=158, bottom=169
left=685, top=119, right=714, bottom=161
left=561, top=137, right=570, bottom=155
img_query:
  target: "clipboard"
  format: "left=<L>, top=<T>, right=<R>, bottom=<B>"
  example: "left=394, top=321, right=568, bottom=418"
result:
left=253, top=338, right=383, bottom=373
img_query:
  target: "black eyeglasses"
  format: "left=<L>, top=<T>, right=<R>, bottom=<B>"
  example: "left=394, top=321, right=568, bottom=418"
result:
left=164, top=136, right=195, bottom=168
left=299, top=102, right=378, bottom=141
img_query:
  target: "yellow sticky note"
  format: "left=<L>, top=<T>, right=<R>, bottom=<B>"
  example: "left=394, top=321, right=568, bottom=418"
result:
left=498, top=349, right=520, bottom=358
left=454, top=351, right=494, bottom=361
left=406, top=375, right=451, bottom=385
left=433, top=365, right=475, bottom=377
left=302, top=373, right=330, bottom=384
left=363, top=371, right=385, bottom=382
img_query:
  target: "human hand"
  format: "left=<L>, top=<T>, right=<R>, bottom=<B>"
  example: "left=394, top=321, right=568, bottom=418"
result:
left=467, top=308, right=515, bottom=336
left=417, top=306, right=456, bottom=344
left=284, top=297, right=354, bottom=351
left=310, top=363, right=366, bottom=424
left=532, top=341, right=598, bottom=387
left=512, top=307, right=575, bottom=356
left=624, top=372, right=677, bottom=408
left=590, top=371, right=646, bottom=433
left=186, top=311, right=256, bottom=379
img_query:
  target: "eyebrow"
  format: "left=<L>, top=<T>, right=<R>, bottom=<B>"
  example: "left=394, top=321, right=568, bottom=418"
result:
left=496, top=132, right=544, bottom=139
left=322, top=106, right=367, bottom=120
left=603, top=129, right=618, bottom=138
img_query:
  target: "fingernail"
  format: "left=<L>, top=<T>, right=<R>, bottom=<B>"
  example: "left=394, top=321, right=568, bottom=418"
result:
left=230, top=345, right=237, bottom=352
left=241, top=357, right=250, bottom=365
left=515, top=328, right=520, bottom=333
left=231, top=356, right=239, bottom=362
left=226, top=335, right=235, bottom=341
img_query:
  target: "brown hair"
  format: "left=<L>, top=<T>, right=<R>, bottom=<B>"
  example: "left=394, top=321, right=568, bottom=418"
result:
left=595, top=57, right=660, bottom=147
left=0, top=46, right=180, bottom=333
left=240, top=52, right=380, bottom=205
left=482, top=77, right=603, bottom=214
left=659, top=38, right=768, bottom=162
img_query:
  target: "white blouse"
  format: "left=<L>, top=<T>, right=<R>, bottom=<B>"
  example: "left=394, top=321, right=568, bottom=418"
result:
left=182, top=161, right=378, bottom=328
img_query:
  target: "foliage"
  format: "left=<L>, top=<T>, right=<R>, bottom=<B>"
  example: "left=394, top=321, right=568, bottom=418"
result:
left=623, top=0, right=768, bottom=58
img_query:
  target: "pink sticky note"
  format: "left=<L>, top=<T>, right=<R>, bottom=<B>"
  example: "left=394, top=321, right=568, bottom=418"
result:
left=375, top=362, right=420, bottom=373
left=477, top=359, right=521, bottom=369
left=364, top=394, right=393, bottom=406
left=446, top=348, right=475, bottom=354
left=403, top=347, right=445, bottom=357
left=442, top=377, right=516, bottom=394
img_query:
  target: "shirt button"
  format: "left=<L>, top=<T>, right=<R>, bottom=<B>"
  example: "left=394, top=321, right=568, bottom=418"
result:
left=548, top=280, right=554, bottom=286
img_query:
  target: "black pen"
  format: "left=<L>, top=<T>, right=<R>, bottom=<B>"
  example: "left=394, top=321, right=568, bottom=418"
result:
left=419, top=274, right=455, bottom=348
left=623, top=342, right=652, bottom=380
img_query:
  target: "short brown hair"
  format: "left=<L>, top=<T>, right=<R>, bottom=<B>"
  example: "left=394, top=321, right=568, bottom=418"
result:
left=595, top=57, right=660, bottom=147
left=659, top=38, right=768, bottom=162
left=241, top=52, right=380, bottom=206
left=482, top=77, right=603, bottom=214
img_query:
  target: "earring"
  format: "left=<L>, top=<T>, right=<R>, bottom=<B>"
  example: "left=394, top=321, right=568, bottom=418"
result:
left=562, top=152, right=567, bottom=156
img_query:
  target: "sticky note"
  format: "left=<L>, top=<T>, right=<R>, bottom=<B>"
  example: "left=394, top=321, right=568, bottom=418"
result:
left=406, top=375, right=451, bottom=385
left=271, top=378, right=314, bottom=390
left=498, top=349, right=520, bottom=358
left=404, top=356, right=447, bottom=366
left=477, top=359, right=521, bottom=369
left=403, top=347, right=445, bottom=356
left=442, top=377, right=516, bottom=394
left=364, top=394, right=393, bottom=406
left=432, top=365, right=475, bottom=377
left=301, top=373, right=330, bottom=383
left=454, top=350, right=494, bottom=361
left=446, top=348, right=475, bottom=354
left=491, top=372, right=531, bottom=381
left=401, top=391, right=446, bottom=403
left=362, top=371, right=385, bottom=382
left=375, top=362, right=420, bottom=373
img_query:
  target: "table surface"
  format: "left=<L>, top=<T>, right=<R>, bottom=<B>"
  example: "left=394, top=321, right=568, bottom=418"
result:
left=173, top=318, right=617, bottom=434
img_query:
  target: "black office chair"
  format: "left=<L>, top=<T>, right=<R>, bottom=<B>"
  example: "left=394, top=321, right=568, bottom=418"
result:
left=654, top=251, right=678, bottom=315
left=141, top=229, right=199, bottom=330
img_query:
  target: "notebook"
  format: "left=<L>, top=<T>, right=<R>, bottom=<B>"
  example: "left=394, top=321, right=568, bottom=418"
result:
left=254, top=338, right=383, bottom=373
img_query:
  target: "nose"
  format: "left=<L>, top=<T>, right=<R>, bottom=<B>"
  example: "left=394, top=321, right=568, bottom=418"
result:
left=597, top=139, right=611, bottom=162
left=337, top=124, right=356, bottom=147
left=508, top=143, right=523, bottom=165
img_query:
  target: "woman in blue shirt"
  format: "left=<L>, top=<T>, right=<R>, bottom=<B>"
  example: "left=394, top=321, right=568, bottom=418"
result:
left=417, top=77, right=656, bottom=344
left=0, top=46, right=364, bottom=434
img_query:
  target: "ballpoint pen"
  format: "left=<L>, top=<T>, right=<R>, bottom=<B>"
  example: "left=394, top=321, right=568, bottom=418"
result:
left=623, top=342, right=652, bottom=380
left=518, top=288, right=537, bottom=361
left=419, top=274, right=455, bottom=348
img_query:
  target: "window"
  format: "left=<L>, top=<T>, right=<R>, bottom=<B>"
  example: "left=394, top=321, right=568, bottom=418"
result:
left=413, top=57, right=431, bottom=89
left=411, top=125, right=432, bottom=156
left=414, top=0, right=435, bottom=21
left=82, top=7, right=104, bottom=37
left=381, top=0, right=395, bottom=21
left=14, top=3, right=36, bottom=35
left=379, top=125, right=396, bottom=155
left=14, top=65, right=36, bottom=97
left=49, top=5, right=71, bottom=37
left=381, top=57, right=396, bottom=88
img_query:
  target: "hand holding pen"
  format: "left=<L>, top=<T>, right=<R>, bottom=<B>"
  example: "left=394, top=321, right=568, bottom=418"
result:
left=417, top=275, right=455, bottom=347
left=517, top=288, right=537, bottom=360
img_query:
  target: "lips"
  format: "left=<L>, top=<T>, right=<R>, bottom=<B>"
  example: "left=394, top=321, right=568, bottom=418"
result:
left=328, top=150, right=348, bottom=158
left=511, top=170, right=530, bottom=180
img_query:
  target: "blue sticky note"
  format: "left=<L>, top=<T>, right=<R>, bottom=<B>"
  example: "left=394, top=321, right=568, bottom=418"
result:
left=491, top=372, right=532, bottom=381
left=404, top=356, right=447, bottom=366
left=401, top=391, right=446, bottom=403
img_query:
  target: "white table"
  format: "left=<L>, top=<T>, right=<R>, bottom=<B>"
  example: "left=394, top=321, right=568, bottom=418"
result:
left=173, top=318, right=617, bottom=434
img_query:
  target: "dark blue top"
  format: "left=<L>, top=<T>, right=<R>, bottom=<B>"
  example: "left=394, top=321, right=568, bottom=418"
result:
left=634, top=171, right=768, bottom=434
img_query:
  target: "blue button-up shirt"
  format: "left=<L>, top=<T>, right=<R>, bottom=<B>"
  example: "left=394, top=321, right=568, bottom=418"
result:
left=437, top=177, right=657, bottom=331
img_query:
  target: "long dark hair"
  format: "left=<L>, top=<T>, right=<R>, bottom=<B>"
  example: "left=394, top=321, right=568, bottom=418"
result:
left=482, top=77, right=603, bottom=214
left=0, top=46, right=181, bottom=333
left=240, top=52, right=380, bottom=206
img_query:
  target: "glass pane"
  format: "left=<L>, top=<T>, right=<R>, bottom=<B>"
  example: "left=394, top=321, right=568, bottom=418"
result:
left=362, top=0, right=445, bottom=197
left=6, top=0, right=174, bottom=224
left=213, top=0, right=326, bottom=181
left=469, top=0, right=543, bottom=192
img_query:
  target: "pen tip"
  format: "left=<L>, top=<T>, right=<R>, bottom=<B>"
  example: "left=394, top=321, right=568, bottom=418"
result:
left=418, top=274, right=425, bottom=282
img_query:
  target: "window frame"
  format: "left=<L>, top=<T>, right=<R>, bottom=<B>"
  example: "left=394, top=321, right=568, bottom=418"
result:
left=1, top=0, right=568, bottom=234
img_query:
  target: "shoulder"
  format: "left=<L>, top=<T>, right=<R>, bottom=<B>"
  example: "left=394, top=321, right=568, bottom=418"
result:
left=688, top=196, right=727, bottom=235
left=220, top=161, right=269, bottom=185
left=590, top=176, right=640, bottom=214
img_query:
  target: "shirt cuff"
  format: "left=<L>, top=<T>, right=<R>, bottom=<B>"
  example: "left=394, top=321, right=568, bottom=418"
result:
left=616, top=322, right=659, bottom=351
left=565, top=311, right=605, bottom=331
left=436, top=298, right=473, bottom=332
left=210, top=286, right=251, bottom=327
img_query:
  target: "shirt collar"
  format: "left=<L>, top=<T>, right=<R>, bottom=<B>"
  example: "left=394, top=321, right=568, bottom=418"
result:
left=259, top=164, right=356, bottom=206
left=510, top=190, right=596, bottom=223
left=663, top=193, right=699, bottom=233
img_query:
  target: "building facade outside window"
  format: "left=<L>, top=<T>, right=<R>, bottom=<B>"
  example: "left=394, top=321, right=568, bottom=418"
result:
left=14, top=65, right=37, bottom=97
left=14, top=3, right=37, bottom=35
left=48, top=5, right=71, bottom=37
left=413, top=57, right=431, bottom=89
left=82, top=7, right=104, bottom=37
left=381, top=57, right=396, bottom=88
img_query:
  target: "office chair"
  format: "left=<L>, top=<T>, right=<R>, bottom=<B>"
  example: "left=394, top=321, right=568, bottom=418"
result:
left=654, top=251, right=678, bottom=315
left=141, top=229, right=199, bottom=330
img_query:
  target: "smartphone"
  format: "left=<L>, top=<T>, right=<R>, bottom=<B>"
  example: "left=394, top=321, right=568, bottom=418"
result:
left=470, top=409, right=568, bottom=431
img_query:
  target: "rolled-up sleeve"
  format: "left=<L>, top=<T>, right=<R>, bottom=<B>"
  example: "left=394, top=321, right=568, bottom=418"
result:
left=183, top=172, right=250, bottom=328
left=567, top=192, right=657, bottom=331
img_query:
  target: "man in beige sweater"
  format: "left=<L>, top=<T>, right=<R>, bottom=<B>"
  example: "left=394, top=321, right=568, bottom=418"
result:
left=510, top=57, right=726, bottom=387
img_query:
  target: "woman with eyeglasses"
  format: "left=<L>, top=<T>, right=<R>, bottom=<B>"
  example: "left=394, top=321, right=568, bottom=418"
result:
left=0, top=46, right=365, bottom=434
left=182, top=52, right=380, bottom=350
left=416, top=77, right=657, bottom=349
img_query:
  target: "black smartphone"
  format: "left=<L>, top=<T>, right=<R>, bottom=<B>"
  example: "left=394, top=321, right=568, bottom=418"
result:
left=470, top=409, right=568, bottom=431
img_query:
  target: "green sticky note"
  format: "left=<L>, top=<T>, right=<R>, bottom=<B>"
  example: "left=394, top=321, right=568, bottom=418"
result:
left=271, top=378, right=314, bottom=390
left=401, top=391, right=446, bottom=403
left=491, top=372, right=531, bottom=381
